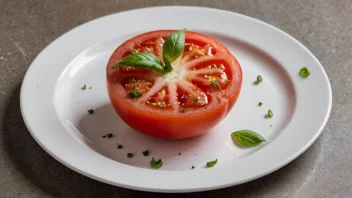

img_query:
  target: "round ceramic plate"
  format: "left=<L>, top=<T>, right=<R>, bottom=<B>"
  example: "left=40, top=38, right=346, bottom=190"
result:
left=20, top=6, right=332, bottom=192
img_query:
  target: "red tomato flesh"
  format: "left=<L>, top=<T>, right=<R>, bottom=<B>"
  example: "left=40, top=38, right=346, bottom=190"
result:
left=106, top=30, right=242, bottom=139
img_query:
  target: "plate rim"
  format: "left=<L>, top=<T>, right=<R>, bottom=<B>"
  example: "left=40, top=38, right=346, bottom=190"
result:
left=20, top=6, right=332, bottom=192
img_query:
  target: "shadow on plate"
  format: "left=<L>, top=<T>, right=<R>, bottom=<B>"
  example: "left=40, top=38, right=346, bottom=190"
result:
left=2, top=83, right=322, bottom=197
left=74, top=103, right=228, bottom=169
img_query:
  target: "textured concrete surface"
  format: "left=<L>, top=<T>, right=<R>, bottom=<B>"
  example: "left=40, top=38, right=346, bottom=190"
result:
left=0, top=0, right=351, bottom=197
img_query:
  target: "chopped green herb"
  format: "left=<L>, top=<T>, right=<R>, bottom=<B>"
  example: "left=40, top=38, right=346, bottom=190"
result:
left=81, top=84, right=86, bottom=90
left=117, top=144, right=123, bottom=149
left=102, top=133, right=113, bottom=138
left=129, top=78, right=137, bottom=83
left=87, top=109, right=95, bottom=114
left=129, top=88, right=142, bottom=99
left=193, top=98, right=199, bottom=103
left=192, top=166, right=195, bottom=169
left=258, top=102, right=263, bottom=106
left=127, top=153, right=134, bottom=158
left=206, top=159, right=218, bottom=168
left=211, top=80, right=220, bottom=88
left=180, top=107, right=186, bottom=113
left=142, top=150, right=149, bottom=156
left=256, top=75, right=263, bottom=84
left=111, top=29, right=186, bottom=75
left=299, top=67, right=310, bottom=77
left=231, top=130, right=266, bottom=147
left=150, top=158, right=163, bottom=169
left=268, top=109, right=273, bottom=118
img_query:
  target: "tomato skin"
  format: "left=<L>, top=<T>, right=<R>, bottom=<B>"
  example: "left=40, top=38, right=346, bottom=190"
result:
left=106, top=30, right=242, bottom=139
left=107, top=82, right=241, bottom=139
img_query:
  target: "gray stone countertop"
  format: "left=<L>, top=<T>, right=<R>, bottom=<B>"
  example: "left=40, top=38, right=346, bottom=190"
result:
left=0, top=0, right=351, bottom=197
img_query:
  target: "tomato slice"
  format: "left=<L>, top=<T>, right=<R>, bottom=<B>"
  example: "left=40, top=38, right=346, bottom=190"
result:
left=106, top=30, right=242, bottom=139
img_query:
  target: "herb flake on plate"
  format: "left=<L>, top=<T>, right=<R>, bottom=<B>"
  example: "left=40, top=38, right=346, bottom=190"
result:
left=268, top=109, right=273, bottom=118
left=300, top=67, right=310, bottom=77
left=142, top=150, right=150, bottom=156
left=256, top=75, right=262, bottom=84
left=206, top=159, right=218, bottom=168
left=102, top=133, right=113, bottom=138
left=150, top=158, right=163, bottom=169
left=127, top=153, right=134, bottom=158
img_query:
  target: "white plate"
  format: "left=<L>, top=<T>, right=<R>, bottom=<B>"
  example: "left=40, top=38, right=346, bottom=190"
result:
left=20, top=6, right=332, bottom=192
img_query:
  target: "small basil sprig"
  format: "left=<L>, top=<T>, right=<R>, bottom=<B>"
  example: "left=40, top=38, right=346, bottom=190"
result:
left=111, top=52, right=164, bottom=71
left=163, top=29, right=186, bottom=72
left=111, top=29, right=186, bottom=74
left=231, top=130, right=266, bottom=147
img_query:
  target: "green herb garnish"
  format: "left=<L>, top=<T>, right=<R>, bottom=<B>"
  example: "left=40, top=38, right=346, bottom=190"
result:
left=127, top=153, right=134, bottom=158
left=142, top=150, right=149, bottom=156
left=256, top=75, right=262, bottom=84
left=206, top=159, right=218, bottom=168
left=117, top=144, right=123, bottom=149
left=129, top=88, right=142, bottom=99
left=268, top=109, right=273, bottom=118
left=258, top=102, right=263, bottom=106
left=150, top=158, right=163, bottom=169
left=87, top=109, right=94, bottom=114
left=111, top=29, right=186, bottom=74
left=163, top=29, right=186, bottom=73
left=231, top=130, right=266, bottom=147
left=192, top=166, right=195, bottom=169
left=180, top=108, right=186, bottom=113
left=299, top=67, right=310, bottom=77
left=81, top=84, right=86, bottom=90
left=193, top=98, right=199, bottom=103
left=102, top=133, right=113, bottom=138
left=111, top=52, right=164, bottom=72
left=211, top=80, right=220, bottom=88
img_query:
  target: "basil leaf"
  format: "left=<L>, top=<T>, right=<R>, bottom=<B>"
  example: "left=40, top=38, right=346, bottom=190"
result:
left=206, top=159, right=218, bottom=168
left=231, top=130, right=266, bottom=147
left=150, top=158, right=163, bottom=169
left=111, top=52, right=164, bottom=72
left=163, top=29, right=186, bottom=66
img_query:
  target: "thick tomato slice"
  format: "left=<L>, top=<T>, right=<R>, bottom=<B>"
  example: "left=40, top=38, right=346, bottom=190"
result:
left=106, top=30, right=242, bottom=139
